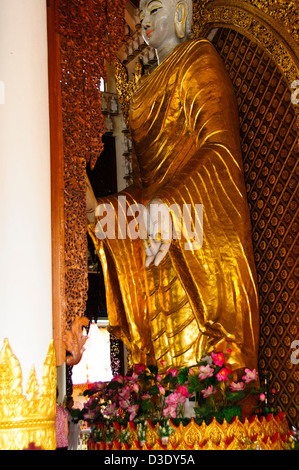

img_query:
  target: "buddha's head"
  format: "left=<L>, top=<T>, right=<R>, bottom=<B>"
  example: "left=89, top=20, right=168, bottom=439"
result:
left=139, top=0, right=193, bottom=52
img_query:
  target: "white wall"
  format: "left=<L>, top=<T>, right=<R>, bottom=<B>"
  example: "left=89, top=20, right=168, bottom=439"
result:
left=0, top=0, right=52, bottom=385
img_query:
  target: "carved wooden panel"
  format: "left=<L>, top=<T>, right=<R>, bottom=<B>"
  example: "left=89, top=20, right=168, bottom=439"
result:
left=211, top=27, right=298, bottom=428
left=48, top=0, right=127, bottom=365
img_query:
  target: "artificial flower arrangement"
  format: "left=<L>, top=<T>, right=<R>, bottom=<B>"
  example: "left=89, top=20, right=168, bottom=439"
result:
left=82, top=348, right=270, bottom=436
left=157, top=421, right=175, bottom=445
left=187, top=350, right=262, bottom=424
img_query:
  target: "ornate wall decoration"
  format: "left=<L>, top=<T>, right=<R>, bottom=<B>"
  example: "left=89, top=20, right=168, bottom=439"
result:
left=193, top=0, right=298, bottom=44
left=192, top=1, right=299, bottom=105
left=49, top=0, right=127, bottom=364
left=0, top=339, right=56, bottom=450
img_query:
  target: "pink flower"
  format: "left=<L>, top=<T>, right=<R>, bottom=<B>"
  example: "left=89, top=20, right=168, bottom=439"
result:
left=141, top=393, right=151, bottom=400
left=160, top=360, right=166, bottom=367
left=216, top=367, right=229, bottom=382
left=158, top=385, right=165, bottom=395
left=211, top=352, right=225, bottom=367
left=201, top=385, right=217, bottom=399
left=119, top=398, right=130, bottom=409
left=259, top=393, right=266, bottom=402
left=189, top=368, right=195, bottom=376
left=165, top=391, right=186, bottom=406
left=167, top=368, right=178, bottom=377
left=111, top=374, right=123, bottom=383
left=131, top=372, right=139, bottom=381
left=242, top=368, right=258, bottom=383
left=134, top=364, right=146, bottom=374
left=165, top=393, right=177, bottom=405
left=127, top=404, right=139, bottom=421
left=103, top=402, right=118, bottom=417
left=198, top=364, right=214, bottom=380
left=176, top=391, right=187, bottom=404
left=93, top=381, right=106, bottom=390
left=226, top=348, right=232, bottom=354
left=163, top=404, right=177, bottom=419
left=157, top=374, right=162, bottom=382
left=230, top=381, right=245, bottom=392
left=177, top=385, right=189, bottom=398
left=119, top=385, right=131, bottom=399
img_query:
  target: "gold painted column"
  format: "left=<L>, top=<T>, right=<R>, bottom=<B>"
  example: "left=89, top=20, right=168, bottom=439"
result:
left=0, top=0, right=56, bottom=450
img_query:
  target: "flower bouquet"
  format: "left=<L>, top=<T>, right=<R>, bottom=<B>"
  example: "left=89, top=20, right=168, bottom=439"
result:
left=82, top=363, right=192, bottom=425
left=157, top=421, right=175, bottom=445
left=187, top=350, right=265, bottom=424
left=83, top=349, right=269, bottom=435
left=137, top=421, right=147, bottom=446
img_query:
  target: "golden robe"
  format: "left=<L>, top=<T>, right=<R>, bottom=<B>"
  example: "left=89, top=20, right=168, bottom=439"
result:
left=89, top=39, right=259, bottom=373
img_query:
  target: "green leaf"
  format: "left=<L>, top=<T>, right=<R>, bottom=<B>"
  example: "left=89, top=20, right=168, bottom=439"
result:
left=178, top=367, right=189, bottom=385
left=226, top=390, right=245, bottom=402
left=106, top=380, right=121, bottom=390
left=149, top=384, right=160, bottom=395
left=222, top=406, right=242, bottom=423
left=194, top=403, right=213, bottom=417
left=141, top=400, right=153, bottom=412
left=147, top=364, right=158, bottom=376
left=188, top=375, right=205, bottom=393
left=83, top=388, right=100, bottom=397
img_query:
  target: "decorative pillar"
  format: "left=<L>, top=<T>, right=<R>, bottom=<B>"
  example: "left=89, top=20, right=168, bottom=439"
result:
left=0, top=0, right=56, bottom=450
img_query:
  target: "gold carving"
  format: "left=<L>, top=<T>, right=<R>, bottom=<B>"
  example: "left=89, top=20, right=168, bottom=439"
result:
left=63, top=316, right=89, bottom=366
left=192, top=1, right=299, bottom=85
left=115, top=58, right=143, bottom=126
left=0, top=339, right=56, bottom=450
left=87, top=415, right=291, bottom=450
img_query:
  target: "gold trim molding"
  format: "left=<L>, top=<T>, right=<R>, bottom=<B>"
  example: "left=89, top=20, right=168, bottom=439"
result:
left=192, top=0, right=299, bottom=84
left=87, top=414, right=291, bottom=450
left=0, top=339, right=56, bottom=450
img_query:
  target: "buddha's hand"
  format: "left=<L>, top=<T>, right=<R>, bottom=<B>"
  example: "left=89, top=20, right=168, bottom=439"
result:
left=142, top=198, right=172, bottom=267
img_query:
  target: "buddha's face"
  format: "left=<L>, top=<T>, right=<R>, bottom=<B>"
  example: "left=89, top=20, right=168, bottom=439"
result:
left=139, top=0, right=178, bottom=50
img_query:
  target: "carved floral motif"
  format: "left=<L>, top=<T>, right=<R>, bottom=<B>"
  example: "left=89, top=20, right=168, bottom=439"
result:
left=54, top=0, right=127, bottom=361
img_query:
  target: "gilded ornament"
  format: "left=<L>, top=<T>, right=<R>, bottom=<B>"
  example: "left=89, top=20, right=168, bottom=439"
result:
left=115, top=58, right=143, bottom=126
left=0, top=339, right=56, bottom=450
left=87, top=414, right=291, bottom=450
left=183, top=419, right=202, bottom=447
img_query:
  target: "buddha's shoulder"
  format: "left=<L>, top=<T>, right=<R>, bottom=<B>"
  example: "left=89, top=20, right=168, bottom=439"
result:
left=178, top=38, right=218, bottom=58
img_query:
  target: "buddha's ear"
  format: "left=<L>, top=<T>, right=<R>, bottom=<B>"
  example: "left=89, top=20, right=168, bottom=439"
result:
left=175, top=1, right=187, bottom=39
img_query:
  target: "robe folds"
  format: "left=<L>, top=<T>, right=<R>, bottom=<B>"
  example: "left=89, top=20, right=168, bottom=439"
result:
left=89, top=38, right=259, bottom=373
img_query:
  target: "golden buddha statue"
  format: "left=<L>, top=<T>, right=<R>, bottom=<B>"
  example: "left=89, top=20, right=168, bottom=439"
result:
left=87, top=0, right=259, bottom=374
